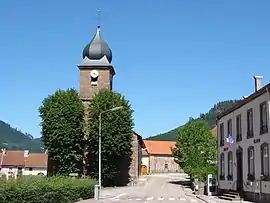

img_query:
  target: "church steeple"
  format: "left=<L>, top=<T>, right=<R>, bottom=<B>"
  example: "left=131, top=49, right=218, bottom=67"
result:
left=78, top=25, right=115, bottom=101
left=82, top=26, right=112, bottom=63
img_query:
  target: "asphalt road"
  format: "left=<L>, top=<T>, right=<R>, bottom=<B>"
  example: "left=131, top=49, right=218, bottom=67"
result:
left=79, top=173, right=205, bottom=203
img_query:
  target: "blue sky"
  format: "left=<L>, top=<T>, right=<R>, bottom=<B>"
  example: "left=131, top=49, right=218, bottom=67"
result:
left=0, top=0, right=269, bottom=138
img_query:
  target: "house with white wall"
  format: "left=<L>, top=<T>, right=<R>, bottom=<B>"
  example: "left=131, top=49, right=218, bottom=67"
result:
left=24, top=153, right=47, bottom=176
left=0, top=150, right=25, bottom=179
left=0, top=149, right=47, bottom=178
left=217, top=76, right=270, bottom=202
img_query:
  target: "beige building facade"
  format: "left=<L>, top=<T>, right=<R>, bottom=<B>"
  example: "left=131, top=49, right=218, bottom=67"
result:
left=149, top=155, right=180, bottom=173
left=217, top=76, right=270, bottom=202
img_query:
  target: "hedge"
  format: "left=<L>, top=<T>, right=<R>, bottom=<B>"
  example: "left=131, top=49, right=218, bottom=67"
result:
left=0, top=176, right=97, bottom=203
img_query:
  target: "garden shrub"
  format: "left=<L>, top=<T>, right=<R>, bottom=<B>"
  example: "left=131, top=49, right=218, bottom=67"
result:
left=0, top=176, right=97, bottom=203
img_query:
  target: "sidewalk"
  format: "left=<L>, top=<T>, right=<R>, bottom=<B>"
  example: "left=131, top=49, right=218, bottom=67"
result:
left=196, top=195, right=230, bottom=203
left=181, top=183, right=248, bottom=203
left=196, top=195, right=253, bottom=203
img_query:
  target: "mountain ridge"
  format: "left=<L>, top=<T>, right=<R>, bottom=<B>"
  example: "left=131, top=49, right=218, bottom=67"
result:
left=146, top=100, right=239, bottom=141
left=0, top=120, right=44, bottom=152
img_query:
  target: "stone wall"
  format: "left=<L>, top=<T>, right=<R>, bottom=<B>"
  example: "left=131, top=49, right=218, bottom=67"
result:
left=79, top=68, right=112, bottom=100
left=149, top=155, right=180, bottom=173
left=138, top=142, right=142, bottom=176
left=129, top=133, right=140, bottom=184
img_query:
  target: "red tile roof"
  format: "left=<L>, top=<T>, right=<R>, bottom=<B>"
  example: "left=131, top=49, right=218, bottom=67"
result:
left=25, top=153, right=48, bottom=168
left=0, top=150, right=47, bottom=168
left=1, top=150, right=25, bottom=167
left=143, top=140, right=176, bottom=155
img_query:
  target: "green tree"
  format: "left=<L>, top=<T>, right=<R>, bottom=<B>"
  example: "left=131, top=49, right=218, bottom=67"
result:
left=173, top=120, right=217, bottom=181
left=39, top=89, right=85, bottom=176
left=86, top=89, right=134, bottom=186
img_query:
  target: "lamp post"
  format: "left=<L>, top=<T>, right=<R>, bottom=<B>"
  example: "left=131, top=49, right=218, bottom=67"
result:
left=96, top=106, right=123, bottom=200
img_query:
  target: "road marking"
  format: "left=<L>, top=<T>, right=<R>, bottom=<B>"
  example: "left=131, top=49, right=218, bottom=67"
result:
left=146, top=197, right=153, bottom=201
left=110, top=193, right=127, bottom=200
left=180, top=197, right=186, bottom=201
left=169, top=197, right=175, bottom=200
left=190, top=199, right=198, bottom=202
left=111, top=199, right=119, bottom=201
left=158, top=197, right=164, bottom=200
left=136, top=198, right=142, bottom=201
left=161, top=181, right=166, bottom=189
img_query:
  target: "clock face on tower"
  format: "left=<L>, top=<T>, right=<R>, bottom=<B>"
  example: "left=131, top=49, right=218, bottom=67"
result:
left=90, top=70, right=99, bottom=85
left=90, top=70, right=99, bottom=78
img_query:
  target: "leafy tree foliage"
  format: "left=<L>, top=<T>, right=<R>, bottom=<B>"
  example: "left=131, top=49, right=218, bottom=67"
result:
left=0, top=99, right=238, bottom=150
left=86, top=89, right=134, bottom=186
left=39, top=89, right=85, bottom=176
left=173, top=120, right=217, bottom=181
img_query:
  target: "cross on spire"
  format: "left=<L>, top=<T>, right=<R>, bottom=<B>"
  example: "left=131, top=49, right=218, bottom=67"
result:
left=96, top=9, right=101, bottom=27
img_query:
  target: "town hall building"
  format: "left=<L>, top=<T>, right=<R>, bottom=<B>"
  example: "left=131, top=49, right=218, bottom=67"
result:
left=217, top=76, right=270, bottom=202
left=77, top=25, right=145, bottom=185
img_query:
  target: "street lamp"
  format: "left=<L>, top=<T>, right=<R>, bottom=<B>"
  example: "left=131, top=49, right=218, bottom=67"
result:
left=96, top=106, right=123, bottom=200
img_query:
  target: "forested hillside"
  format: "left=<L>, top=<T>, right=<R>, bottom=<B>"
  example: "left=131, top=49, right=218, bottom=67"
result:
left=146, top=100, right=239, bottom=141
left=0, top=100, right=239, bottom=149
left=0, top=120, right=44, bottom=152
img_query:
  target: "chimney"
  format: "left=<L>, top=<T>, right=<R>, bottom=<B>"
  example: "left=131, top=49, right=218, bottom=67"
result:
left=242, top=96, right=248, bottom=99
left=24, top=150, right=29, bottom=157
left=1, top=149, right=6, bottom=155
left=253, top=76, right=263, bottom=92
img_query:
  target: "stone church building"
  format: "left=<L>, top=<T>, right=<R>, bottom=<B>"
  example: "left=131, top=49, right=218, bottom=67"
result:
left=77, top=25, right=145, bottom=184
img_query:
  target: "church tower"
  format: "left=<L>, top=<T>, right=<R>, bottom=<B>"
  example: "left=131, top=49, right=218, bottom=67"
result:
left=78, top=25, right=115, bottom=103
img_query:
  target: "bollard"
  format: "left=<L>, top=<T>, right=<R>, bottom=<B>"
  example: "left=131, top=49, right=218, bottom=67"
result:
left=94, top=185, right=100, bottom=200
left=194, top=179, right=199, bottom=195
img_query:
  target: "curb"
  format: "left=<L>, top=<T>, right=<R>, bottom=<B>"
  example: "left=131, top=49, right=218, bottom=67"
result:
left=196, top=195, right=209, bottom=203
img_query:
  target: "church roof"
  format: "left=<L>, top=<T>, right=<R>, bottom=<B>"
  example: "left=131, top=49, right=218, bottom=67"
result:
left=82, top=26, right=112, bottom=63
